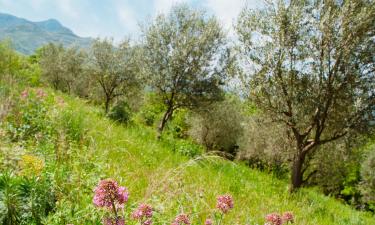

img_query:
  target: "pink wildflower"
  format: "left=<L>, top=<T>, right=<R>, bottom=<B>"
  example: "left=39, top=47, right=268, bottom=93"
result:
left=36, top=89, right=47, bottom=98
left=171, top=214, right=190, bottom=225
left=143, top=219, right=152, bottom=225
left=103, top=217, right=125, bottom=225
left=282, top=212, right=294, bottom=223
left=21, top=89, right=28, bottom=99
left=132, top=203, right=153, bottom=224
left=204, top=218, right=213, bottom=225
left=93, top=179, right=129, bottom=209
left=216, top=194, right=234, bottom=214
left=265, top=213, right=283, bottom=225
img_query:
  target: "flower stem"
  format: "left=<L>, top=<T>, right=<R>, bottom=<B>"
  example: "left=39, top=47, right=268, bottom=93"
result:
left=111, top=199, right=118, bottom=221
left=217, top=213, right=223, bottom=225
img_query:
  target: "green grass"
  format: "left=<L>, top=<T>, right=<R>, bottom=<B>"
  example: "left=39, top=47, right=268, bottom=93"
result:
left=2, top=89, right=375, bottom=224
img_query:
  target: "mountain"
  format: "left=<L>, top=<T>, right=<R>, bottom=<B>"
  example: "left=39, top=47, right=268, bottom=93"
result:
left=0, top=13, right=92, bottom=55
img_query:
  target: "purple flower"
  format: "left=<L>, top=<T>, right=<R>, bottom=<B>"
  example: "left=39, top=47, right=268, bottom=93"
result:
left=103, top=217, right=125, bottom=225
left=265, top=213, right=283, bottom=225
left=93, top=179, right=129, bottom=209
left=204, top=218, right=213, bottom=225
left=132, top=203, right=153, bottom=224
left=216, top=194, right=234, bottom=214
left=171, top=214, right=190, bottom=225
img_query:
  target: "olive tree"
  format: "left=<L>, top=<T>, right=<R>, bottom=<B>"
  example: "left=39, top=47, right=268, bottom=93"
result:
left=237, top=0, right=375, bottom=191
left=143, top=5, right=232, bottom=136
left=39, top=43, right=85, bottom=94
left=89, top=38, right=140, bottom=113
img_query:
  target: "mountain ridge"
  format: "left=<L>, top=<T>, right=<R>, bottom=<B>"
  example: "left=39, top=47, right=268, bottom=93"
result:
left=0, top=12, right=91, bottom=55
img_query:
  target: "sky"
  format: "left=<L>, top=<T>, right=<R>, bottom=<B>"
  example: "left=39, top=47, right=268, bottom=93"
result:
left=0, top=0, right=260, bottom=41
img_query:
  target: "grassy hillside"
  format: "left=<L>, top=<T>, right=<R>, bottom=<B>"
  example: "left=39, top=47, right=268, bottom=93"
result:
left=1, top=87, right=374, bottom=225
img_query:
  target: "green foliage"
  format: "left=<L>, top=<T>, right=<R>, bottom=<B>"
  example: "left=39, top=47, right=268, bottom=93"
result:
left=0, top=171, right=55, bottom=225
left=0, top=172, right=21, bottom=225
left=359, top=146, right=375, bottom=211
left=108, top=101, right=132, bottom=124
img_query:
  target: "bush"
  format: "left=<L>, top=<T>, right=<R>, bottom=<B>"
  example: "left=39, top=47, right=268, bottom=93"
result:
left=237, top=113, right=291, bottom=177
left=173, top=139, right=204, bottom=157
left=188, top=97, right=244, bottom=158
left=136, top=93, right=165, bottom=127
left=166, top=109, right=190, bottom=139
left=108, top=101, right=132, bottom=124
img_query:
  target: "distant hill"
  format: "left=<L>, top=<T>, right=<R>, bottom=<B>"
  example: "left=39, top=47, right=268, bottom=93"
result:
left=0, top=12, right=92, bottom=55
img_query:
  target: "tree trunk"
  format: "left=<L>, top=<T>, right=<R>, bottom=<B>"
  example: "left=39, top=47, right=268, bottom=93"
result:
left=290, top=151, right=305, bottom=192
left=157, top=106, right=173, bottom=139
left=105, top=97, right=111, bottom=114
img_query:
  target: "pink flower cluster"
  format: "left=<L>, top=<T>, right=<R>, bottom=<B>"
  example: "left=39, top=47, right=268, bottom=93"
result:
left=265, top=213, right=283, bottom=225
left=171, top=214, right=190, bottom=225
left=265, top=212, right=294, bottom=225
left=282, top=212, right=294, bottom=223
left=204, top=218, right=213, bottom=225
left=93, top=179, right=129, bottom=209
left=36, top=89, right=47, bottom=98
left=103, top=217, right=125, bottom=225
left=216, top=194, right=234, bottom=214
left=132, top=203, right=153, bottom=225
left=20, top=88, right=47, bottom=100
left=21, top=89, right=29, bottom=99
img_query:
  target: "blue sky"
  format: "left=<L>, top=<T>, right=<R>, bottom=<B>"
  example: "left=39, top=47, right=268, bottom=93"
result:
left=0, top=0, right=259, bottom=41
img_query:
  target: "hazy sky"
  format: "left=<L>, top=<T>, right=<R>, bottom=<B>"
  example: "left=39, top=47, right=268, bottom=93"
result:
left=0, top=0, right=261, bottom=41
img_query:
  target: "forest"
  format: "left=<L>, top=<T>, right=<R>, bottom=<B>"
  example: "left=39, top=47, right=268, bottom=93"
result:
left=0, top=1, right=374, bottom=224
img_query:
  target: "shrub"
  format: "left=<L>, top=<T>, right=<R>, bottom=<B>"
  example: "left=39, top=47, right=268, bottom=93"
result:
left=166, top=109, right=190, bottom=139
left=136, top=93, right=165, bottom=127
left=188, top=97, right=244, bottom=158
left=108, top=101, right=132, bottom=124
left=173, top=140, right=203, bottom=157
left=237, top=113, right=291, bottom=177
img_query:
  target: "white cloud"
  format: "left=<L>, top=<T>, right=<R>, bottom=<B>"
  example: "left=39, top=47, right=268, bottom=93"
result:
left=117, top=5, right=139, bottom=35
left=204, top=0, right=259, bottom=35
left=56, top=0, right=79, bottom=19
left=153, top=0, right=187, bottom=14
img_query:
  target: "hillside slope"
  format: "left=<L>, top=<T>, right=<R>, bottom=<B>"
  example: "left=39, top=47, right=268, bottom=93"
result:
left=41, top=91, right=375, bottom=224
left=1, top=87, right=374, bottom=225
left=0, top=13, right=91, bottom=54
